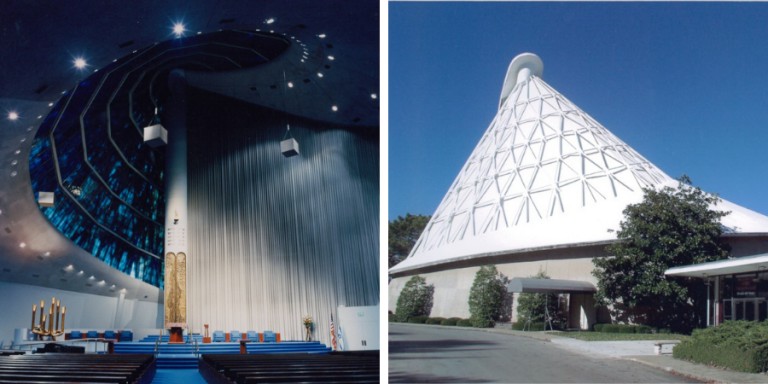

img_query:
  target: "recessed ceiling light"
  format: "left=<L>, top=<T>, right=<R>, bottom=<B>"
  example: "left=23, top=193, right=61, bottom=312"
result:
left=88, top=275, right=95, bottom=280
left=77, top=270, right=84, bottom=275
left=287, top=82, right=294, bottom=88
left=371, top=93, right=378, bottom=100
left=331, top=105, right=338, bottom=112
left=318, top=33, right=327, bottom=39
left=73, top=57, right=87, bottom=70
left=48, top=102, right=54, bottom=107
left=11, top=160, right=18, bottom=166
left=172, top=22, right=186, bottom=37
left=37, top=115, right=42, bottom=119
left=10, top=171, right=17, bottom=177
left=317, top=72, right=324, bottom=78
left=43, top=251, right=50, bottom=257
left=8, top=111, right=19, bottom=121
left=19, top=242, right=26, bottom=248
left=328, top=55, right=335, bottom=61
left=14, top=150, right=20, bottom=155
left=265, top=18, right=275, bottom=24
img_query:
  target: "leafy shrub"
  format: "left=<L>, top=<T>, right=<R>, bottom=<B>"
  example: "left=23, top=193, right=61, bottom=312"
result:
left=456, top=319, right=473, bottom=327
left=440, top=318, right=460, bottom=326
left=407, top=316, right=429, bottom=324
left=593, top=323, right=607, bottom=332
left=468, top=265, right=508, bottom=328
left=674, top=321, right=768, bottom=373
left=425, top=317, right=446, bottom=325
left=395, top=276, right=435, bottom=322
left=515, top=272, right=566, bottom=330
left=388, top=312, right=397, bottom=322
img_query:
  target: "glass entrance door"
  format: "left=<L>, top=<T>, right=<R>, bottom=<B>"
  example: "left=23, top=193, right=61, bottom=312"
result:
left=723, top=298, right=766, bottom=321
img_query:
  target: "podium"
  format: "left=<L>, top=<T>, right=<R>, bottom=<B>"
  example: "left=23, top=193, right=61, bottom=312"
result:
left=167, top=322, right=186, bottom=343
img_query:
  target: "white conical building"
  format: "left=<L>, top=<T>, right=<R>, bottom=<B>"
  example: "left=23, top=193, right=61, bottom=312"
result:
left=389, top=53, right=768, bottom=328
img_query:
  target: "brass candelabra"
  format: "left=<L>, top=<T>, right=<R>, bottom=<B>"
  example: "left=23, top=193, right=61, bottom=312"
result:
left=31, top=297, right=66, bottom=341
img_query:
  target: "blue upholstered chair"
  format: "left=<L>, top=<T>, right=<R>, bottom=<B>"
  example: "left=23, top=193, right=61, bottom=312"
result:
left=103, top=330, right=116, bottom=340
left=246, top=330, right=258, bottom=341
left=69, top=330, right=82, bottom=339
left=263, top=330, right=277, bottom=343
left=119, top=330, right=133, bottom=342
left=86, top=330, right=98, bottom=339
left=230, top=330, right=241, bottom=342
left=212, top=330, right=225, bottom=342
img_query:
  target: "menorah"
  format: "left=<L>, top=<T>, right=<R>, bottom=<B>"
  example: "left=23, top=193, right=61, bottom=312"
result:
left=31, top=297, right=66, bottom=341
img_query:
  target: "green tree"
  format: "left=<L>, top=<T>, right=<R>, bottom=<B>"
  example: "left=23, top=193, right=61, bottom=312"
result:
left=468, top=265, right=508, bottom=328
left=395, top=275, right=434, bottom=322
left=389, top=214, right=430, bottom=268
left=593, top=177, right=730, bottom=333
left=516, top=271, right=564, bottom=329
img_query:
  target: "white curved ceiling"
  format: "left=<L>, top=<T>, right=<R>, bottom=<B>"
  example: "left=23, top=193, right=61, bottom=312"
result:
left=0, top=0, right=379, bottom=301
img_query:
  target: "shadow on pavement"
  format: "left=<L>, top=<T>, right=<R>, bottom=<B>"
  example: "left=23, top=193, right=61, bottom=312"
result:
left=390, top=338, right=500, bottom=354
left=389, top=371, right=492, bottom=383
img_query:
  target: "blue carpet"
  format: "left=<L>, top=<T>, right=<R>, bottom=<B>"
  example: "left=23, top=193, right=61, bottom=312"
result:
left=151, top=368, right=207, bottom=384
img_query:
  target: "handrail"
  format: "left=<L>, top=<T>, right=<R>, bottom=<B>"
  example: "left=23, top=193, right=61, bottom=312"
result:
left=153, top=330, right=162, bottom=357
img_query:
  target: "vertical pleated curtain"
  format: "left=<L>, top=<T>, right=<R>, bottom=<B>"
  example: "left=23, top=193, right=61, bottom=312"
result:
left=185, top=105, right=379, bottom=346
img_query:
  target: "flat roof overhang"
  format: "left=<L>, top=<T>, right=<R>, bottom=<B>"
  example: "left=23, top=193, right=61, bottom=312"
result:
left=665, top=253, right=768, bottom=278
left=507, top=278, right=597, bottom=294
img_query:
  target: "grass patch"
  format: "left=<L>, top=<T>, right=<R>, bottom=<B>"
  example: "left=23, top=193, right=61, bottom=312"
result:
left=550, top=331, right=689, bottom=342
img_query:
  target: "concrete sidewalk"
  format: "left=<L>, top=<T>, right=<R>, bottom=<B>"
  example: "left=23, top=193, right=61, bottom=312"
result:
left=400, top=323, right=768, bottom=383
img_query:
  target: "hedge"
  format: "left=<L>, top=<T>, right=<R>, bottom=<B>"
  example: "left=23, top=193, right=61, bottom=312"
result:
left=440, top=318, right=461, bottom=326
left=673, top=321, right=768, bottom=373
left=407, top=316, right=429, bottom=324
left=388, top=312, right=397, bottom=322
left=457, top=319, right=473, bottom=327
left=425, top=317, right=446, bottom=325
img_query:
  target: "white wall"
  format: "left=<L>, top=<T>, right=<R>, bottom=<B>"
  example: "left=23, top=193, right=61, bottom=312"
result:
left=0, top=280, right=162, bottom=343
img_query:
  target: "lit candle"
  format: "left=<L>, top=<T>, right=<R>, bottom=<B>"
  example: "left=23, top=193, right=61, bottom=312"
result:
left=61, top=306, right=66, bottom=330
left=40, top=300, right=44, bottom=328
left=55, top=300, right=60, bottom=331
left=42, top=314, right=46, bottom=331
left=32, top=304, right=36, bottom=330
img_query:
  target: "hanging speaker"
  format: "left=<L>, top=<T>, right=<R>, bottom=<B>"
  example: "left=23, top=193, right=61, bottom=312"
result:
left=38, top=191, right=54, bottom=207
left=281, top=138, right=300, bottom=157
left=143, top=124, right=168, bottom=148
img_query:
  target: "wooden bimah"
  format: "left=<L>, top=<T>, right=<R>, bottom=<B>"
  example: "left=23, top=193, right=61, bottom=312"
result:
left=167, top=322, right=186, bottom=343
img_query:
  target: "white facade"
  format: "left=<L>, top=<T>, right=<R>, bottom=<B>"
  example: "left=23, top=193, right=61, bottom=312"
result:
left=391, top=53, right=768, bottom=276
left=389, top=53, right=768, bottom=324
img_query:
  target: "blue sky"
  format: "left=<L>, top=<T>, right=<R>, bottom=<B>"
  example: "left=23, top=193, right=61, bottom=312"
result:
left=389, top=2, right=768, bottom=221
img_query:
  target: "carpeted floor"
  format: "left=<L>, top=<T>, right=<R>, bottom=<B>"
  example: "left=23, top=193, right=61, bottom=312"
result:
left=152, top=369, right=208, bottom=384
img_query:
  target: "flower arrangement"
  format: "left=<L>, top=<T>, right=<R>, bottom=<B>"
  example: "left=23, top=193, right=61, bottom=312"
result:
left=303, top=315, right=313, bottom=327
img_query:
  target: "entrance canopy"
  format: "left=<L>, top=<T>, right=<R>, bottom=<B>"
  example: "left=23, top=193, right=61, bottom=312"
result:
left=665, top=253, right=768, bottom=278
left=507, top=278, right=596, bottom=294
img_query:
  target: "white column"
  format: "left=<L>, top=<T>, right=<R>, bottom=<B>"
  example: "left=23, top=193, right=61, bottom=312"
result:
left=164, top=69, right=188, bottom=327
left=714, top=276, right=720, bottom=326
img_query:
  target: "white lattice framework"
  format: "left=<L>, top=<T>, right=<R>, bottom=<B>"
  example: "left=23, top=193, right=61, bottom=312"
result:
left=391, top=53, right=768, bottom=274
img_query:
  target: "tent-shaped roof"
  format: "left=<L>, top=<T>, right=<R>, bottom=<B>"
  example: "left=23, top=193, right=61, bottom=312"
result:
left=391, top=53, right=768, bottom=275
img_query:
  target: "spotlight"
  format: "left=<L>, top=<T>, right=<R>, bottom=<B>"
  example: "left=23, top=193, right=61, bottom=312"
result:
left=73, top=57, right=87, bottom=70
left=331, top=105, right=338, bottom=112
left=265, top=18, right=275, bottom=25
left=8, top=111, right=19, bottom=121
left=172, top=22, right=186, bottom=37
left=371, top=93, right=378, bottom=100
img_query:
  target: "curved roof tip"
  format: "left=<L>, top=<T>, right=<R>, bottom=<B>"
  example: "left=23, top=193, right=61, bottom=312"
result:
left=499, top=53, right=544, bottom=110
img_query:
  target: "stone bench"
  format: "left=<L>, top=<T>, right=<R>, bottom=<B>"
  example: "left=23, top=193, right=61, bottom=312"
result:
left=653, top=340, right=681, bottom=355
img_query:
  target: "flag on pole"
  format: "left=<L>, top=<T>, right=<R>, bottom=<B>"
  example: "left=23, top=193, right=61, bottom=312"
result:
left=330, top=313, right=338, bottom=351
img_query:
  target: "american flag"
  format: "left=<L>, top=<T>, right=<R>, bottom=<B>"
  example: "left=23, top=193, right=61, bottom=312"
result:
left=330, top=314, right=338, bottom=351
